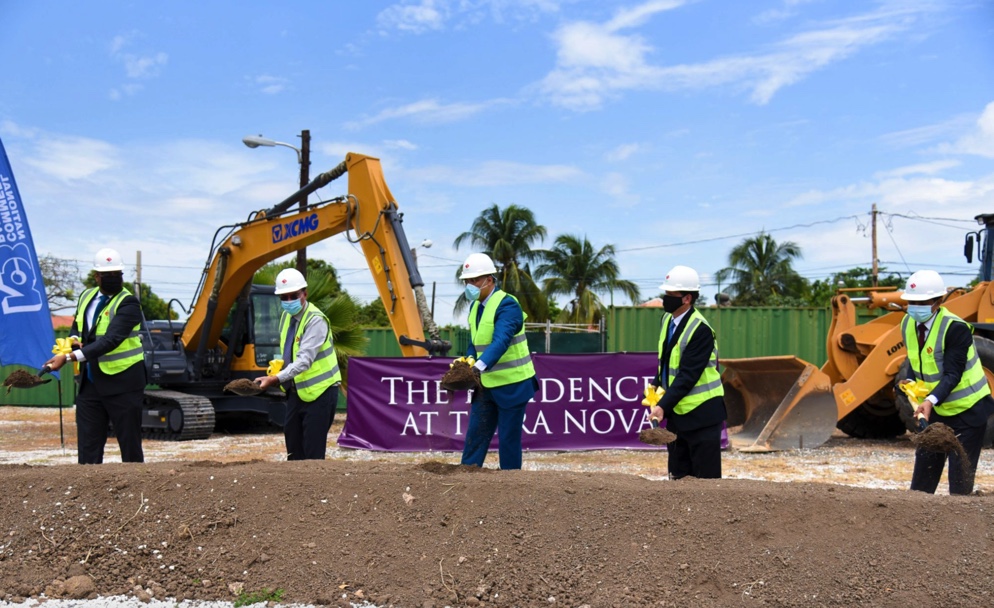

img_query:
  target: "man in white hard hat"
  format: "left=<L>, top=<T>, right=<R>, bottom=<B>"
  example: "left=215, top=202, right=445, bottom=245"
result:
left=458, top=253, right=538, bottom=470
left=648, top=265, right=727, bottom=479
left=255, top=267, right=341, bottom=460
left=900, top=269, right=994, bottom=495
left=44, top=248, right=147, bottom=464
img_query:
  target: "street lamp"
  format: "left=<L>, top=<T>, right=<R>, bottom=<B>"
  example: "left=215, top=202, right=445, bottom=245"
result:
left=410, top=239, right=434, bottom=316
left=242, top=130, right=311, bottom=275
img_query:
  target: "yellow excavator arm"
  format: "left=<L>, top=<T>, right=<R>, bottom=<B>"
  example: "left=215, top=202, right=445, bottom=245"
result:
left=180, top=152, right=447, bottom=362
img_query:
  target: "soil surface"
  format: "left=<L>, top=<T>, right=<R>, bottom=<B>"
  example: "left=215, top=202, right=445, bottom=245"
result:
left=1, top=407, right=993, bottom=607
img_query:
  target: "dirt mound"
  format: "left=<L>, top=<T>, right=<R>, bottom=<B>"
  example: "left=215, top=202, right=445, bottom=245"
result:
left=1, top=460, right=993, bottom=607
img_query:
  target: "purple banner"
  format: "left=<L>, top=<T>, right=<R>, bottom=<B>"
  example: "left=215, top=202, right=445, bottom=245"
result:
left=338, top=353, right=729, bottom=452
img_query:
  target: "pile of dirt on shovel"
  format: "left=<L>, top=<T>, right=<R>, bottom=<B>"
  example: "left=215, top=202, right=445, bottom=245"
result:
left=638, top=425, right=677, bottom=446
left=911, top=422, right=973, bottom=479
left=2, top=369, right=46, bottom=393
left=1, top=460, right=993, bottom=608
left=223, top=378, right=264, bottom=396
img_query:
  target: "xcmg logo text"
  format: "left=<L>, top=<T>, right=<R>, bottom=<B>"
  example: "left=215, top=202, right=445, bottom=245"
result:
left=272, top=213, right=319, bottom=243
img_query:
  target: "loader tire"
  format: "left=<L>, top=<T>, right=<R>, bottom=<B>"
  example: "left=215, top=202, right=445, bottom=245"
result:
left=836, top=401, right=905, bottom=439
left=894, top=334, right=994, bottom=447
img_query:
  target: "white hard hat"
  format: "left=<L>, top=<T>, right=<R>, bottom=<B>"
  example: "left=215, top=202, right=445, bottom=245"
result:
left=460, top=253, right=497, bottom=280
left=659, top=265, right=700, bottom=292
left=274, top=268, right=308, bottom=295
left=902, top=270, right=945, bottom=302
left=93, top=248, right=124, bottom=272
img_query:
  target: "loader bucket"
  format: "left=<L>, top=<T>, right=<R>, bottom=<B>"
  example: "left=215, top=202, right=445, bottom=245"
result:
left=721, top=356, right=839, bottom=452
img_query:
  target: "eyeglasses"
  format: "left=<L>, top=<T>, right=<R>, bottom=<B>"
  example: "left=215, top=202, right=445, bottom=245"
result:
left=279, top=292, right=301, bottom=301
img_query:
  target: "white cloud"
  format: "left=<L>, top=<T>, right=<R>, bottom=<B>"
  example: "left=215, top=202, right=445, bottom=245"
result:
left=20, top=136, right=119, bottom=181
left=942, top=101, right=994, bottom=159
left=253, top=74, right=288, bottom=95
left=385, top=139, right=418, bottom=150
left=376, top=0, right=561, bottom=33
left=605, top=143, right=644, bottom=162
left=377, top=0, right=449, bottom=33
left=107, top=31, right=168, bottom=100
left=873, top=160, right=960, bottom=179
left=540, top=1, right=936, bottom=110
left=123, top=52, right=168, bottom=78
left=412, top=160, right=582, bottom=186
left=344, top=98, right=504, bottom=129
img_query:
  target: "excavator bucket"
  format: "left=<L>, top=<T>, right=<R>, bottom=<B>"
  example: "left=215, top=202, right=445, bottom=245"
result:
left=721, top=356, right=839, bottom=452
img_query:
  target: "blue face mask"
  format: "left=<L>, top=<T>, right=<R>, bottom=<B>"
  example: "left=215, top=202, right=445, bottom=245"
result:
left=281, top=298, right=303, bottom=316
left=464, top=283, right=481, bottom=301
left=907, top=304, right=934, bottom=324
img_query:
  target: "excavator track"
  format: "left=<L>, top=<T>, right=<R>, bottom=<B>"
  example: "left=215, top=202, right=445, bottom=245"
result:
left=142, top=389, right=216, bottom=441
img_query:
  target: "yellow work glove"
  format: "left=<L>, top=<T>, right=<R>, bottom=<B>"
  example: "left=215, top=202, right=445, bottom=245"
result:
left=898, top=379, right=930, bottom=404
left=450, top=356, right=476, bottom=368
left=641, top=384, right=665, bottom=407
left=267, top=358, right=284, bottom=376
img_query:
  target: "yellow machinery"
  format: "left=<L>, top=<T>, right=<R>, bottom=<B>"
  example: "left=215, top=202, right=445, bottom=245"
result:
left=140, top=153, right=449, bottom=439
left=722, top=213, right=994, bottom=452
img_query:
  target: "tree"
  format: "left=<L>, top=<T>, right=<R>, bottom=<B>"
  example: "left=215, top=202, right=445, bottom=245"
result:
left=254, top=259, right=368, bottom=377
left=38, top=254, right=81, bottom=313
left=534, top=234, right=640, bottom=325
left=453, top=204, right=548, bottom=321
left=715, top=232, right=806, bottom=306
left=82, top=272, right=176, bottom=320
left=806, top=266, right=905, bottom=307
left=355, top=297, right=391, bottom=327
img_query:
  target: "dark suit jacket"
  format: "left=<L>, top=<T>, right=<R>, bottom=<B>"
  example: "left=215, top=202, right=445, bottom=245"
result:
left=652, top=307, right=726, bottom=433
left=71, top=292, right=147, bottom=397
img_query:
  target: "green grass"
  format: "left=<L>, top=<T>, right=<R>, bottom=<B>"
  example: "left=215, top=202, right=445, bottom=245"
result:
left=234, top=587, right=285, bottom=607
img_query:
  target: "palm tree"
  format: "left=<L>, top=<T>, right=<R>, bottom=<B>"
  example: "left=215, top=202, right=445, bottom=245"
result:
left=254, top=259, right=368, bottom=379
left=714, top=232, right=805, bottom=305
left=453, top=204, right=548, bottom=320
left=534, top=234, right=640, bottom=325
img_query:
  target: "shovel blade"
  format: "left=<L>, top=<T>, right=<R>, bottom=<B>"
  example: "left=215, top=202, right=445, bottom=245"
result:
left=722, top=356, right=839, bottom=452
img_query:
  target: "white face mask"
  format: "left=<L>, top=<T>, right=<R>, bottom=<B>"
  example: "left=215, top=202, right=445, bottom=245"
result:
left=907, top=304, right=934, bottom=324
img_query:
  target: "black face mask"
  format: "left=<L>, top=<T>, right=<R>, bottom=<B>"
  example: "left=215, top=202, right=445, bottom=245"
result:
left=662, top=294, right=684, bottom=314
left=99, top=273, right=124, bottom=294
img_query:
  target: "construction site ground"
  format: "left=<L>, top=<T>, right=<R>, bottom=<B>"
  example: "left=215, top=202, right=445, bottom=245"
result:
left=1, top=405, right=993, bottom=607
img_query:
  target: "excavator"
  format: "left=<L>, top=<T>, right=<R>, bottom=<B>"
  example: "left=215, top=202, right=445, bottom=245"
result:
left=139, top=153, right=450, bottom=440
left=722, top=213, right=994, bottom=452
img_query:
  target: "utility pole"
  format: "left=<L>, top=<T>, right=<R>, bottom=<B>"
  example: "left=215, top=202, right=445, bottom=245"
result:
left=871, top=203, right=878, bottom=287
left=297, top=129, right=311, bottom=277
left=135, top=250, right=142, bottom=300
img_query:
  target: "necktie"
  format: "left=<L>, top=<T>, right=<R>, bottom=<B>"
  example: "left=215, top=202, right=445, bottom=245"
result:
left=86, top=295, right=110, bottom=382
left=283, top=316, right=300, bottom=364
left=916, top=323, right=927, bottom=349
left=668, top=321, right=677, bottom=345
left=91, top=294, right=110, bottom=331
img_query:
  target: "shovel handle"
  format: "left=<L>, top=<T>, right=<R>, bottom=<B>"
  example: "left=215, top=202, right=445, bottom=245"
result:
left=650, top=417, right=660, bottom=429
left=38, top=365, right=52, bottom=377
left=915, top=413, right=928, bottom=432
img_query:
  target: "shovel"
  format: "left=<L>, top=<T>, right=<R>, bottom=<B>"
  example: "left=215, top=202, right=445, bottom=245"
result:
left=2, top=366, right=54, bottom=394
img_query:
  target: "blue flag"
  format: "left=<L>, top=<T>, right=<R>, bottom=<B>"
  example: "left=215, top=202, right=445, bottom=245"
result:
left=0, top=137, right=55, bottom=370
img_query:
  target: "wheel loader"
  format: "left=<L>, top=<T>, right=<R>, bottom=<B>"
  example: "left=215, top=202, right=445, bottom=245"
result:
left=722, top=213, right=994, bottom=452
left=137, top=153, right=450, bottom=440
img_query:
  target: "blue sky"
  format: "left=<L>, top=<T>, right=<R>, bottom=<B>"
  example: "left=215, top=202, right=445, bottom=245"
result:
left=2, top=0, right=993, bottom=327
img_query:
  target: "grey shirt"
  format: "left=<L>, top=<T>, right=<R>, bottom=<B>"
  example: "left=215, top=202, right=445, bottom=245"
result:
left=275, top=312, right=333, bottom=385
